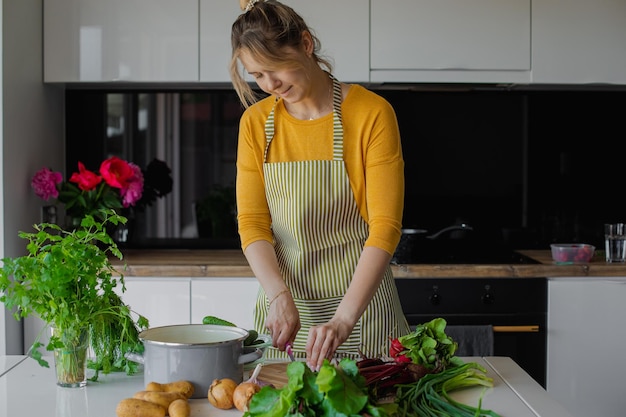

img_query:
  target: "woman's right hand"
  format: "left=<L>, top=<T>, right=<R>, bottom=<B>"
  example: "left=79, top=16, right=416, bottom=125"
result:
left=265, top=292, right=300, bottom=351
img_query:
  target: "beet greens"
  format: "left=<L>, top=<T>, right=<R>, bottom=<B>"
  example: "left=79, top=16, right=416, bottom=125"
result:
left=243, top=359, right=396, bottom=417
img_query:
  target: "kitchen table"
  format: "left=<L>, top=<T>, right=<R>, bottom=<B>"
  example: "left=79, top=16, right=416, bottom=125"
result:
left=0, top=356, right=572, bottom=417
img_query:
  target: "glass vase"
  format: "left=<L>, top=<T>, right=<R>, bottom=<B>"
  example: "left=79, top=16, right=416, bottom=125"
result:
left=50, top=326, right=89, bottom=388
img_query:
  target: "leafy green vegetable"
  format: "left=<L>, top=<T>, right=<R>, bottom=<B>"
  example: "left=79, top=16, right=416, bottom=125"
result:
left=0, top=210, right=148, bottom=379
left=87, top=293, right=149, bottom=379
left=397, top=318, right=463, bottom=370
left=395, top=361, right=502, bottom=417
left=244, top=359, right=397, bottom=417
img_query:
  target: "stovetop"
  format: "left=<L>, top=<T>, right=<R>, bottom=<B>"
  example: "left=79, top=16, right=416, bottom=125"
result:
left=392, top=240, right=540, bottom=265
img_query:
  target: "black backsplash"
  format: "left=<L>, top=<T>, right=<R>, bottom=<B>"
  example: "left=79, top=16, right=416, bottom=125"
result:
left=66, top=88, right=625, bottom=250
left=377, top=89, right=624, bottom=250
left=379, top=90, right=526, bottom=246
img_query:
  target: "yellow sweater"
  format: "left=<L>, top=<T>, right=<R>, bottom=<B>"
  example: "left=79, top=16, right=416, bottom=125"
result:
left=236, top=84, right=404, bottom=255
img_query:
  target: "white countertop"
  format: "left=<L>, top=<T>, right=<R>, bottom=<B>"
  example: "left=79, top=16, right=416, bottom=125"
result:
left=0, top=355, right=573, bottom=417
left=0, top=356, right=27, bottom=378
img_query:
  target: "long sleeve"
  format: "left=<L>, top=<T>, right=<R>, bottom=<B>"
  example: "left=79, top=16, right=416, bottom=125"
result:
left=236, top=85, right=404, bottom=255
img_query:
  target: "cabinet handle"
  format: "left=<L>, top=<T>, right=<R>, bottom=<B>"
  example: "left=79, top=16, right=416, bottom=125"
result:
left=492, top=325, right=539, bottom=333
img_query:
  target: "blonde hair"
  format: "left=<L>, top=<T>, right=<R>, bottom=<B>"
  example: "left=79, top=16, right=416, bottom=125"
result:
left=230, top=0, right=333, bottom=108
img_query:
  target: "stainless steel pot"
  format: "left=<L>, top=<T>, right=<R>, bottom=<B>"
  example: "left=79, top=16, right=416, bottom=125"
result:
left=125, top=324, right=263, bottom=399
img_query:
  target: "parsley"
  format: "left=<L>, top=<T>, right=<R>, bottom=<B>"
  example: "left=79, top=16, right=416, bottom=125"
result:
left=0, top=209, right=148, bottom=380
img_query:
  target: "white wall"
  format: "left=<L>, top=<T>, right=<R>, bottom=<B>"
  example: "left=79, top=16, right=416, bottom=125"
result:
left=0, top=0, right=4, bottom=357
left=1, top=0, right=65, bottom=354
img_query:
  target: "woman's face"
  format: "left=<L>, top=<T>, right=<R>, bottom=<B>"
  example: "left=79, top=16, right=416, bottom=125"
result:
left=239, top=49, right=314, bottom=105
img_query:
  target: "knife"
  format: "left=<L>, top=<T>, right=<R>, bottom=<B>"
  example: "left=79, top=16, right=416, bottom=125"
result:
left=285, top=342, right=296, bottom=362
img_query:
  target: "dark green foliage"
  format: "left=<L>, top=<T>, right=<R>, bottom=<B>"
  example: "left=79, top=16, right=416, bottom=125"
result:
left=0, top=209, right=148, bottom=379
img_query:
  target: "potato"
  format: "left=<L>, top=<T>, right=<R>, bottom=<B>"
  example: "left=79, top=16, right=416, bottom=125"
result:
left=133, top=390, right=186, bottom=409
left=168, top=398, right=191, bottom=417
left=146, top=380, right=195, bottom=399
left=116, top=398, right=166, bottom=417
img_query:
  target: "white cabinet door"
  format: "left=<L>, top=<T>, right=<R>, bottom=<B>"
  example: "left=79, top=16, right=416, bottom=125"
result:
left=119, top=278, right=191, bottom=328
left=191, top=278, right=260, bottom=330
left=202, top=0, right=369, bottom=83
left=370, top=0, right=531, bottom=83
left=44, top=0, right=198, bottom=82
left=281, top=0, right=370, bottom=83
left=199, top=1, right=242, bottom=83
left=532, top=0, right=626, bottom=84
left=547, top=278, right=626, bottom=417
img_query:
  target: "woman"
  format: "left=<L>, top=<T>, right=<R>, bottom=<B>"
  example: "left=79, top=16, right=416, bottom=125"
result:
left=230, top=0, right=410, bottom=371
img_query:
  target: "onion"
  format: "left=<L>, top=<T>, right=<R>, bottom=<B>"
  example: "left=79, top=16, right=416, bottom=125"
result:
left=207, top=378, right=238, bottom=409
left=233, top=364, right=264, bottom=412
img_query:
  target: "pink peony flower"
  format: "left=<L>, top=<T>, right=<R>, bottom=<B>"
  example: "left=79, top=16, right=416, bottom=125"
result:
left=120, top=163, right=144, bottom=208
left=31, top=167, right=63, bottom=200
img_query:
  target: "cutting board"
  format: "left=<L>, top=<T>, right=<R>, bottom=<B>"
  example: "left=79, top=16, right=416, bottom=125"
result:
left=257, top=362, right=290, bottom=388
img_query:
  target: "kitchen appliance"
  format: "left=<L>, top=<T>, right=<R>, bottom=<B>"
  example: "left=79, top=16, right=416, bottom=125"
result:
left=391, top=223, right=541, bottom=265
left=125, top=324, right=262, bottom=399
left=395, top=277, right=547, bottom=387
left=393, top=224, right=474, bottom=264
left=393, top=239, right=540, bottom=265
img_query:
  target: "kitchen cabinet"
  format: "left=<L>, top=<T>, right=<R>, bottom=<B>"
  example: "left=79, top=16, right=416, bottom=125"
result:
left=44, top=0, right=198, bottom=82
left=120, top=278, right=191, bottom=327
left=280, top=0, right=369, bottom=83
left=45, top=0, right=368, bottom=84
left=113, top=276, right=260, bottom=331
left=191, top=278, right=260, bottom=330
left=199, top=1, right=242, bottom=83
left=547, top=278, right=626, bottom=417
left=43, top=0, right=626, bottom=86
left=370, top=0, right=531, bottom=84
left=531, top=0, right=626, bottom=84
left=200, top=0, right=369, bottom=83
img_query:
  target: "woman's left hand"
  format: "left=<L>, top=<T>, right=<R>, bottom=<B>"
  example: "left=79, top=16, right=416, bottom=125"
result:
left=305, top=319, right=352, bottom=371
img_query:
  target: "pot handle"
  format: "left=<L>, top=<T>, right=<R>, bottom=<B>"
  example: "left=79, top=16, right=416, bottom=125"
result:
left=239, top=348, right=263, bottom=365
left=124, top=352, right=145, bottom=365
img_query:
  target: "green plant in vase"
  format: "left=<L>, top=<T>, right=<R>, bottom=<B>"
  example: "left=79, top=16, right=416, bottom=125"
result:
left=0, top=209, right=148, bottom=386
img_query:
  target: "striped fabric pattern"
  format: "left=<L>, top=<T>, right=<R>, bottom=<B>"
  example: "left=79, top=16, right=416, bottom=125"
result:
left=254, top=75, right=410, bottom=361
left=266, top=160, right=367, bottom=299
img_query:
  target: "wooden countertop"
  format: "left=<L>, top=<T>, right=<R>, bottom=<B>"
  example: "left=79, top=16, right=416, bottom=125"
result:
left=110, top=249, right=626, bottom=278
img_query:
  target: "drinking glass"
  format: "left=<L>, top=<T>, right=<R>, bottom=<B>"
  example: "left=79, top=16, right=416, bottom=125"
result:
left=604, top=223, right=626, bottom=263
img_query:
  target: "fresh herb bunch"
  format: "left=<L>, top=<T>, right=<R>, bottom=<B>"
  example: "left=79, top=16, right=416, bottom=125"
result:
left=0, top=209, right=148, bottom=379
left=395, top=362, right=502, bottom=417
left=244, top=359, right=397, bottom=417
left=391, top=318, right=464, bottom=370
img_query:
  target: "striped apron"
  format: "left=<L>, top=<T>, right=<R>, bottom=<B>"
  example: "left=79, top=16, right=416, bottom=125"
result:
left=254, top=75, right=410, bottom=360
